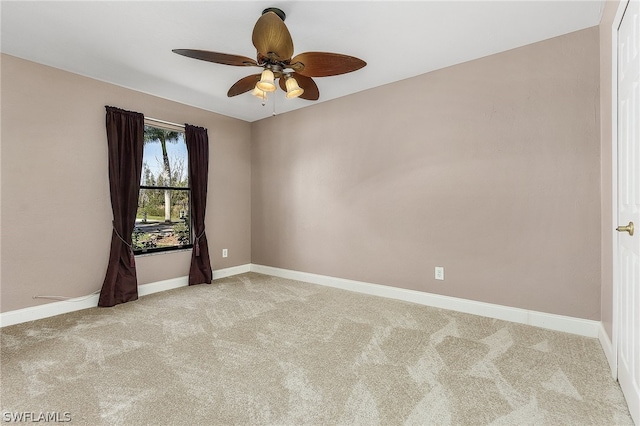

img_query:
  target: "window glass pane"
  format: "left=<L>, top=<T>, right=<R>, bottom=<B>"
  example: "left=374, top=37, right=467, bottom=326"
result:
left=134, top=188, right=191, bottom=253
left=142, top=126, right=188, bottom=188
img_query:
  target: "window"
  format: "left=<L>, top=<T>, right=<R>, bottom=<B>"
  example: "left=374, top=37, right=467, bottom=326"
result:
left=133, top=121, right=191, bottom=254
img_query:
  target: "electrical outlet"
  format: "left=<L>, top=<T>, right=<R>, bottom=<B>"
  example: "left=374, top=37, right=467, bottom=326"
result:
left=222, top=249, right=228, bottom=258
left=435, top=266, right=444, bottom=280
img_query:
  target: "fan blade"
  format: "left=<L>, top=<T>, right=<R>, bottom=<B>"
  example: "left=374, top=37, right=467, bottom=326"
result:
left=227, top=74, right=261, bottom=97
left=252, top=12, right=294, bottom=61
left=297, top=75, right=320, bottom=101
left=173, top=49, right=257, bottom=67
left=290, top=52, right=366, bottom=77
left=279, top=73, right=320, bottom=101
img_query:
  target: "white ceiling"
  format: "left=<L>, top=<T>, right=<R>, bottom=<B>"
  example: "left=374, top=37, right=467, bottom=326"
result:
left=1, top=1, right=605, bottom=123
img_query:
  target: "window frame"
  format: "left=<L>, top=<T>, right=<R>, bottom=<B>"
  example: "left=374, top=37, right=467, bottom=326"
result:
left=133, top=119, right=193, bottom=255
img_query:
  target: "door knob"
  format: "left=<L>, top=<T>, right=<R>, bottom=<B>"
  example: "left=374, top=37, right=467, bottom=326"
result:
left=616, top=222, right=634, bottom=236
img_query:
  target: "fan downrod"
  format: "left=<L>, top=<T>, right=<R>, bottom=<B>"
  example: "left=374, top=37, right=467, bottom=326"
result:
left=262, top=7, right=286, bottom=21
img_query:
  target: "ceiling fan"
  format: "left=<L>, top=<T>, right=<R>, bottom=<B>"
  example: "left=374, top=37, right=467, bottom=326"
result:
left=173, top=7, right=366, bottom=102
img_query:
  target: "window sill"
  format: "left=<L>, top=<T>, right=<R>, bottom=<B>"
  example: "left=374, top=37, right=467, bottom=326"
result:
left=135, top=247, right=192, bottom=258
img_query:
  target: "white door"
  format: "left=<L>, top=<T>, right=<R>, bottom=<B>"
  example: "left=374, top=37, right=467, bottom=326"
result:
left=617, top=0, right=640, bottom=423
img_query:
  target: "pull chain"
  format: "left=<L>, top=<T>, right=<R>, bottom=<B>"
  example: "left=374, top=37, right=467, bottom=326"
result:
left=272, top=93, right=276, bottom=116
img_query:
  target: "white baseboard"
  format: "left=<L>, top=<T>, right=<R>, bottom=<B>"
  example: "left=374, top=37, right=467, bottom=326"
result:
left=138, top=276, right=189, bottom=297
left=0, top=263, right=602, bottom=340
left=598, top=322, right=617, bottom=378
left=213, top=263, right=251, bottom=280
left=0, top=264, right=251, bottom=327
left=250, top=264, right=601, bottom=338
left=0, top=294, right=101, bottom=328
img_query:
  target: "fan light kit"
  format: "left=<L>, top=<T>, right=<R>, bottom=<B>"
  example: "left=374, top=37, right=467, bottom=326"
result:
left=173, top=7, right=366, bottom=105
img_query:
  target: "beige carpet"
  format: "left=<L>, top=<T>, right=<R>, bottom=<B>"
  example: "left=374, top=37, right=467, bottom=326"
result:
left=0, top=272, right=633, bottom=425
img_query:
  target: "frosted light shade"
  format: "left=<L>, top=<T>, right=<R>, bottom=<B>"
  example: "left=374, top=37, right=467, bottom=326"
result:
left=251, top=86, right=267, bottom=100
left=285, top=77, right=304, bottom=99
left=257, top=69, right=276, bottom=92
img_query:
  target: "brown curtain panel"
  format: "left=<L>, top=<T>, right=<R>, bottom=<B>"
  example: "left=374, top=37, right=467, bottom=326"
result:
left=185, top=124, right=213, bottom=284
left=99, top=106, right=144, bottom=307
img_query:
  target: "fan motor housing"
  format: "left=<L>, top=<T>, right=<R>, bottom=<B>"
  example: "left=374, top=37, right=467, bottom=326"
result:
left=262, top=7, right=286, bottom=21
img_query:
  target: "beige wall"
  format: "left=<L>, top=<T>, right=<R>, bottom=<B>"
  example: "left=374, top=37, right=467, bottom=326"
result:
left=252, top=28, right=601, bottom=320
left=1, top=25, right=605, bottom=321
left=599, top=0, right=623, bottom=340
left=1, top=54, right=252, bottom=312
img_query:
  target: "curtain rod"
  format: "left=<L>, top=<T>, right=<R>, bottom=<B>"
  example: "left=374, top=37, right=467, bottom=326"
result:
left=145, top=116, right=185, bottom=130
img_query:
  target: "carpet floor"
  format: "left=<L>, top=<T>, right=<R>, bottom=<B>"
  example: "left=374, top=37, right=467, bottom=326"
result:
left=0, top=272, right=633, bottom=425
